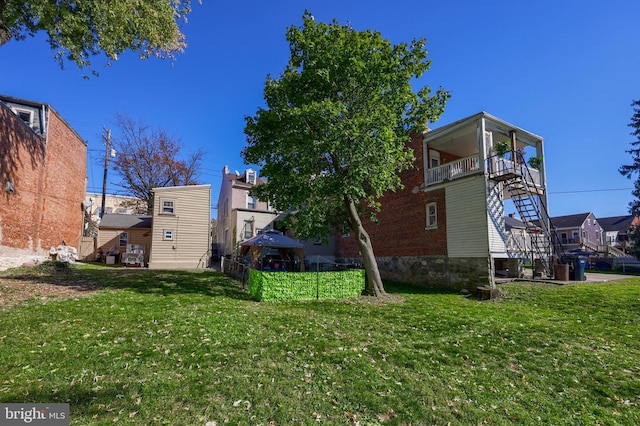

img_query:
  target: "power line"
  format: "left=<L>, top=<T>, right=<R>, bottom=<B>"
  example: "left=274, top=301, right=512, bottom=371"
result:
left=549, top=188, right=632, bottom=195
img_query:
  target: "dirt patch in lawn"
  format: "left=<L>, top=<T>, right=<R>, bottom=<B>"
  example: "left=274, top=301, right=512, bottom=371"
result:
left=0, top=276, right=104, bottom=310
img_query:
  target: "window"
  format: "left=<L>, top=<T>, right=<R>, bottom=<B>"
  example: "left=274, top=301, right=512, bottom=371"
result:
left=119, top=232, right=128, bottom=247
left=244, top=220, right=254, bottom=239
left=164, top=230, right=174, bottom=241
left=426, top=203, right=437, bottom=229
left=161, top=199, right=175, bottom=214
left=12, top=108, right=33, bottom=127
left=247, top=194, right=257, bottom=209
left=342, top=222, right=351, bottom=237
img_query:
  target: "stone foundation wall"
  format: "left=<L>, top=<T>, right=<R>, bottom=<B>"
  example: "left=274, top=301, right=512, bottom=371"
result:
left=342, top=255, right=492, bottom=292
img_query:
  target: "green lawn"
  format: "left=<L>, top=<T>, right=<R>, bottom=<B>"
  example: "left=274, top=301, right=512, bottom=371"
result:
left=1, top=262, right=639, bottom=425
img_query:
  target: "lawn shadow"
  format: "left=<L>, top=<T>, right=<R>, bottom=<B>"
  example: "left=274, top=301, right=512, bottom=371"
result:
left=1, top=262, right=253, bottom=301
left=104, top=268, right=253, bottom=301
left=383, top=280, right=464, bottom=296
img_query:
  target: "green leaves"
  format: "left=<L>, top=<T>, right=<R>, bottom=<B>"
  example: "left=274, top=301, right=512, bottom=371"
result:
left=1, top=0, right=192, bottom=74
left=620, top=100, right=640, bottom=216
left=243, top=11, right=449, bottom=243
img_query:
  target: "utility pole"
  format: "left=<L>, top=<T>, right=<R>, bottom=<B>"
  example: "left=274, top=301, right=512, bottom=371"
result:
left=100, top=128, right=112, bottom=219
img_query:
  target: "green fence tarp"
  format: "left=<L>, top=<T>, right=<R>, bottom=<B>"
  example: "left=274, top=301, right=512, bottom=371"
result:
left=248, top=269, right=365, bottom=302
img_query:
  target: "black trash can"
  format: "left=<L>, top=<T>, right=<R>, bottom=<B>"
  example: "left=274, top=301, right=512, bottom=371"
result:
left=573, top=256, right=587, bottom=281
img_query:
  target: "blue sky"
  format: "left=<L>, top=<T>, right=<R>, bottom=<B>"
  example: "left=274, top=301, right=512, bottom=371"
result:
left=1, top=0, right=639, bottom=219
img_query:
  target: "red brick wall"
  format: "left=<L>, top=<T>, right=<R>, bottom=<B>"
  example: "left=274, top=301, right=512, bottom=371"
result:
left=0, top=104, right=86, bottom=255
left=336, top=133, right=448, bottom=258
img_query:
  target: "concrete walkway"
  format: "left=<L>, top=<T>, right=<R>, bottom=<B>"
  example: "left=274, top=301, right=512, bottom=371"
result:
left=499, top=271, right=635, bottom=285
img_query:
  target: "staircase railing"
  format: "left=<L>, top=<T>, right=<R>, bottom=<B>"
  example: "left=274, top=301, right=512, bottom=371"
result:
left=493, top=151, right=564, bottom=277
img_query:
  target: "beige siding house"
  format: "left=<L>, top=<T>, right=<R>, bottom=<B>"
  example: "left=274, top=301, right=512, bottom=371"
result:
left=97, top=215, right=152, bottom=265
left=217, top=167, right=278, bottom=258
left=148, top=185, right=211, bottom=269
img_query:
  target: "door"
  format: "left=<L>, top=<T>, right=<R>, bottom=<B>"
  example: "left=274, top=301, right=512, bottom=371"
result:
left=429, top=149, right=440, bottom=168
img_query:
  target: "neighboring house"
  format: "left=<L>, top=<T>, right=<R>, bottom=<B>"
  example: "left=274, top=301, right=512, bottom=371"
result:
left=337, top=112, right=553, bottom=291
left=598, top=215, right=639, bottom=253
left=217, top=166, right=278, bottom=258
left=549, top=212, right=603, bottom=253
left=78, top=193, right=146, bottom=260
left=97, top=214, right=152, bottom=265
left=84, top=193, right=146, bottom=226
left=148, top=184, right=211, bottom=269
left=0, top=94, right=87, bottom=269
left=299, top=235, right=337, bottom=271
left=271, top=212, right=337, bottom=271
left=505, top=214, right=531, bottom=258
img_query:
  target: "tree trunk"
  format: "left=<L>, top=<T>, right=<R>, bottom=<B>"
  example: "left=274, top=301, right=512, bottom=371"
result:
left=344, top=196, right=387, bottom=297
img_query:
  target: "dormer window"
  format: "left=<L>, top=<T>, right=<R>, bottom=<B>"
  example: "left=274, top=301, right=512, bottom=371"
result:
left=12, top=108, right=33, bottom=128
left=246, top=169, right=256, bottom=185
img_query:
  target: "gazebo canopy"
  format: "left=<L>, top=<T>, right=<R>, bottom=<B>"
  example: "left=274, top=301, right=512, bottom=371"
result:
left=240, top=230, right=305, bottom=271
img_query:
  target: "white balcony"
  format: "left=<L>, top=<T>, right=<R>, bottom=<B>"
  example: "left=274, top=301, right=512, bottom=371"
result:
left=425, top=154, right=481, bottom=186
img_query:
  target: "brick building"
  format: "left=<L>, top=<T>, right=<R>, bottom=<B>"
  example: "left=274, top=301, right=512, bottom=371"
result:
left=0, top=94, right=87, bottom=269
left=337, top=112, right=553, bottom=292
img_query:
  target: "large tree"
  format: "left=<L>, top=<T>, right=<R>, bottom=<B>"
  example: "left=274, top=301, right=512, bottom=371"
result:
left=619, top=100, right=640, bottom=258
left=0, top=0, right=192, bottom=73
left=619, top=100, right=640, bottom=214
left=111, top=113, right=203, bottom=213
left=243, top=12, right=449, bottom=296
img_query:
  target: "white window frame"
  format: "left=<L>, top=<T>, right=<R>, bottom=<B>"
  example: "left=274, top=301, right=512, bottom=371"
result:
left=119, top=232, right=129, bottom=247
left=429, top=149, right=440, bottom=168
left=246, top=169, right=256, bottom=185
left=247, top=193, right=257, bottom=210
left=161, top=198, right=175, bottom=215
left=163, top=230, right=174, bottom=241
left=11, top=107, right=33, bottom=128
left=243, top=220, right=254, bottom=239
left=426, top=202, right=437, bottom=229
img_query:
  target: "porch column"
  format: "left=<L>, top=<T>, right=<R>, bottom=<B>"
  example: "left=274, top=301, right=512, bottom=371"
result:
left=510, top=130, right=517, bottom=169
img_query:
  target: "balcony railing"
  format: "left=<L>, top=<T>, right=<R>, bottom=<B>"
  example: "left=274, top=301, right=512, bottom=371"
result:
left=425, top=154, right=480, bottom=186
left=489, top=157, right=541, bottom=187
left=560, top=237, right=581, bottom=244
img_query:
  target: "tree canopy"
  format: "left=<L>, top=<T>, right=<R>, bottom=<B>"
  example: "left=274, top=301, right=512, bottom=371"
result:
left=619, top=100, right=640, bottom=214
left=111, top=113, right=203, bottom=213
left=243, top=11, right=449, bottom=296
left=0, top=0, right=193, bottom=73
